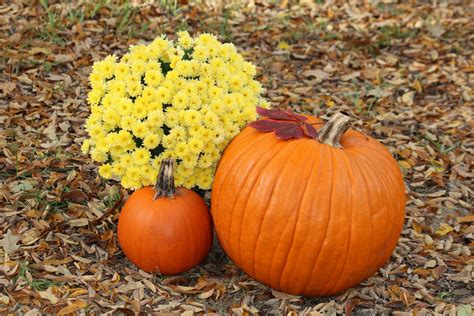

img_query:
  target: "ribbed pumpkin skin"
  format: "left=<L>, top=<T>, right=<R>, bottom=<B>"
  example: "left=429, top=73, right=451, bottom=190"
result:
left=118, top=186, right=213, bottom=275
left=211, top=116, right=405, bottom=296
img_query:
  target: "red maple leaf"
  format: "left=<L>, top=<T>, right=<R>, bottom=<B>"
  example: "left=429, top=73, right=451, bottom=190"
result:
left=249, top=107, right=320, bottom=140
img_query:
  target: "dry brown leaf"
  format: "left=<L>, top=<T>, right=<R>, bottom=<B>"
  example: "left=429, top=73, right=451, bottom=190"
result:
left=0, top=230, right=21, bottom=254
left=436, top=224, right=454, bottom=236
left=0, top=81, right=16, bottom=94
left=302, top=69, right=330, bottom=80
left=38, top=290, right=58, bottom=304
left=457, top=215, right=474, bottom=223
left=57, top=300, right=87, bottom=315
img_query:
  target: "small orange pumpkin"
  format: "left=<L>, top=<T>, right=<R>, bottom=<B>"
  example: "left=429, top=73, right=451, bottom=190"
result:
left=118, top=159, right=213, bottom=274
left=211, top=109, right=406, bottom=296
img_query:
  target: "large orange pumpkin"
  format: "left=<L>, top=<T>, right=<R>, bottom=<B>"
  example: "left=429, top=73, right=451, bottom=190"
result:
left=118, top=159, right=213, bottom=274
left=211, top=109, right=406, bottom=296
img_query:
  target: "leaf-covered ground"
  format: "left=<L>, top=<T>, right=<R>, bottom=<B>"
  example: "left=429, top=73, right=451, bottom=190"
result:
left=1, top=1, right=472, bottom=314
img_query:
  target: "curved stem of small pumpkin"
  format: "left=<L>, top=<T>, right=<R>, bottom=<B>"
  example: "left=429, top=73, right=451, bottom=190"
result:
left=153, top=158, right=176, bottom=199
left=318, top=112, right=352, bottom=148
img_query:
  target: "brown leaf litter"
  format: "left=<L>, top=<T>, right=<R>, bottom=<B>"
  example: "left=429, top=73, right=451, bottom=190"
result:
left=0, top=0, right=473, bottom=314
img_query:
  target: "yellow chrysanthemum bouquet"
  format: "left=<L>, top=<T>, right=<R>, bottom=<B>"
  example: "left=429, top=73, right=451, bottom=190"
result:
left=82, top=32, right=267, bottom=190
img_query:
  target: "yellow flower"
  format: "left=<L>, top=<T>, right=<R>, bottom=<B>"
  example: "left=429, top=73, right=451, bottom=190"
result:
left=130, top=60, right=146, bottom=75
left=81, top=139, right=92, bottom=154
left=112, top=161, right=125, bottom=176
left=109, top=146, right=126, bottom=159
left=229, top=74, right=244, bottom=91
left=174, top=141, right=188, bottom=157
left=85, top=32, right=263, bottom=191
left=162, top=134, right=177, bottom=148
left=242, top=61, right=257, bottom=76
left=141, top=87, right=157, bottom=102
left=198, top=154, right=213, bottom=168
left=130, top=44, right=149, bottom=61
left=188, top=138, right=204, bottom=154
left=192, top=45, right=208, bottom=61
left=116, top=98, right=133, bottom=114
left=196, top=127, right=212, bottom=140
left=143, top=134, right=160, bottom=149
left=176, top=165, right=194, bottom=177
left=94, top=55, right=116, bottom=78
left=132, top=121, right=148, bottom=138
left=182, top=155, right=198, bottom=169
left=209, top=99, right=224, bottom=114
left=147, top=101, right=162, bottom=112
left=208, top=86, right=223, bottom=99
left=143, top=165, right=159, bottom=185
left=121, top=116, right=135, bottom=131
left=87, top=89, right=103, bottom=106
left=90, top=148, right=107, bottom=162
left=203, top=111, right=219, bottom=128
left=87, top=124, right=105, bottom=138
left=184, top=109, right=202, bottom=126
left=132, top=100, right=148, bottom=119
left=123, top=166, right=142, bottom=189
left=127, top=81, right=142, bottom=97
left=99, top=164, right=113, bottom=179
left=248, top=80, right=263, bottom=94
left=103, top=109, right=121, bottom=127
left=120, top=153, right=133, bottom=166
left=132, top=148, right=151, bottom=165
left=195, top=33, right=218, bottom=46
left=172, top=91, right=188, bottom=109
left=145, top=61, right=160, bottom=72
left=117, top=130, right=133, bottom=144
left=165, top=109, right=179, bottom=128
left=145, top=70, right=163, bottom=87
left=156, top=86, right=171, bottom=103
left=114, top=62, right=129, bottom=79
left=188, top=95, right=202, bottom=110
left=100, top=93, right=113, bottom=108
left=177, top=30, right=194, bottom=49
left=108, top=80, right=126, bottom=96
left=169, top=126, right=187, bottom=140
left=197, top=174, right=212, bottom=190
left=147, top=110, right=165, bottom=126
left=149, top=37, right=169, bottom=57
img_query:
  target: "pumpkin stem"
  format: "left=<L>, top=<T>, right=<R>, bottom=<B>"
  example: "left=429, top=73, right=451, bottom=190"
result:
left=318, top=112, right=352, bottom=148
left=153, top=158, right=176, bottom=199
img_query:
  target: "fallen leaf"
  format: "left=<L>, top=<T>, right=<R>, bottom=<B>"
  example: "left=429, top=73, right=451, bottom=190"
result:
left=0, top=82, right=16, bottom=94
left=340, top=71, right=361, bottom=81
left=197, top=288, right=214, bottom=299
left=402, top=91, right=415, bottom=106
left=457, top=215, right=474, bottom=223
left=279, top=0, right=289, bottom=9
left=272, top=289, right=301, bottom=300
left=398, top=160, right=411, bottom=170
left=427, top=23, right=445, bottom=38
left=457, top=305, right=472, bottom=316
left=436, top=223, right=453, bottom=236
left=10, top=181, right=34, bottom=193
left=38, top=290, right=58, bottom=304
left=412, top=221, right=423, bottom=234
left=62, top=190, right=89, bottom=203
left=0, top=295, right=9, bottom=305
left=302, top=69, right=330, bottom=80
left=57, top=300, right=87, bottom=315
left=0, top=230, right=21, bottom=254
left=424, top=260, right=437, bottom=268
left=68, top=219, right=89, bottom=227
